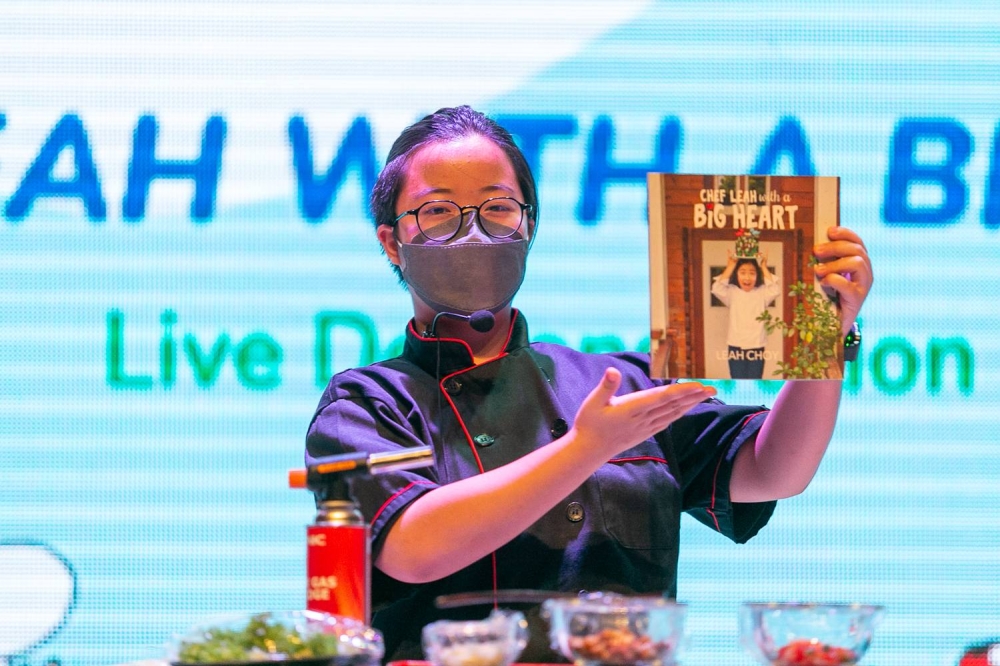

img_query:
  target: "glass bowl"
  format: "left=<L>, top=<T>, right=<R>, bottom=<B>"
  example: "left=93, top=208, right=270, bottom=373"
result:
left=166, top=610, right=384, bottom=666
left=422, top=610, right=528, bottom=666
left=739, top=602, right=884, bottom=666
left=542, top=594, right=687, bottom=666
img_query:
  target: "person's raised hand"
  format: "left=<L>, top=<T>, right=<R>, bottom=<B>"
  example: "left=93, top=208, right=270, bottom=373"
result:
left=570, top=367, right=716, bottom=458
left=813, top=226, right=873, bottom=335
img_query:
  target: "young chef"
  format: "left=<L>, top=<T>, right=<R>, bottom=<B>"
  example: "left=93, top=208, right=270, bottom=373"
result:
left=305, top=105, right=873, bottom=661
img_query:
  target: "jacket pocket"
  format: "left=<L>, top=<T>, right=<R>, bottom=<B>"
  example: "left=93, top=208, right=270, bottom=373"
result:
left=594, top=445, right=682, bottom=551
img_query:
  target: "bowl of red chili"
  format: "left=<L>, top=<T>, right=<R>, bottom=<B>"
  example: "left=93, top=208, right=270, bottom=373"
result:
left=739, top=603, right=884, bottom=666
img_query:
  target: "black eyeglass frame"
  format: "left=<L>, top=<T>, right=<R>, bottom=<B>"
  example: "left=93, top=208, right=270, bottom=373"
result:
left=392, top=197, right=535, bottom=243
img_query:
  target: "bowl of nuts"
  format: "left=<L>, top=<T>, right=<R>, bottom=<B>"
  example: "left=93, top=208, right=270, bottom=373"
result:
left=739, top=602, right=884, bottom=666
left=542, top=594, right=686, bottom=666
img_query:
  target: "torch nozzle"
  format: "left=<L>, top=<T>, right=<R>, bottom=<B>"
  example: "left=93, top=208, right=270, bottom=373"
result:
left=288, top=469, right=308, bottom=489
left=289, top=446, right=434, bottom=491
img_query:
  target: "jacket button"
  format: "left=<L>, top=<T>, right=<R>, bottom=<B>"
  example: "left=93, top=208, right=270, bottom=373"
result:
left=473, top=433, right=495, bottom=447
left=550, top=418, right=568, bottom=438
left=443, top=378, right=463, bottom=395
left=566, top=502, right=584, bottom=523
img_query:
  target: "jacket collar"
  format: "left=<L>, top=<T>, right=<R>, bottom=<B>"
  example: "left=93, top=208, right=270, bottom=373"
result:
left=402, top=309, right=530, bottom=377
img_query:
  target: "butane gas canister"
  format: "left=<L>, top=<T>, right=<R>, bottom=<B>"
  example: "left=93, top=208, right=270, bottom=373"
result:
left=307, top=498, right=369, bottom=623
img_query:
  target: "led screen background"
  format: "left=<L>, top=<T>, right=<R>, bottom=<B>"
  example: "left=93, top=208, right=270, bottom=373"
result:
left=1, top=2, right=998, bottom=665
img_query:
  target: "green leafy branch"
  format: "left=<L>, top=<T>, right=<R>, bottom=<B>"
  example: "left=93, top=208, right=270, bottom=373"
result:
left=757, top=280, right=842, bottom=379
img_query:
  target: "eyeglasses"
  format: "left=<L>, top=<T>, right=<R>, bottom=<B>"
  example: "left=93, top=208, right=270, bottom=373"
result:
left=393, top=197, right=533, bottom=242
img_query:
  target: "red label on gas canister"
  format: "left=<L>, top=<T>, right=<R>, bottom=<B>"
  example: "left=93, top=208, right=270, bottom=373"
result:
left=306, top=524, right=370, bottom=623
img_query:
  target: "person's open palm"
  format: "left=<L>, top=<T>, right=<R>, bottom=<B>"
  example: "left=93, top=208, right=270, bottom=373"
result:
left=571, top=368, right=716, bottom=457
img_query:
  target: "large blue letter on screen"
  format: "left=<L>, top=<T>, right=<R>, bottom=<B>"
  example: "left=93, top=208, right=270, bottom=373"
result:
left=288, top=116, right=377, bottom=222
left=884, top=119, right=972, bottom=224
left=752, top=117, right=816, bottom=176
left=495, top=115, right=578, bottom=188
left=579, top=116, right=681, bottom=224
left=123, top=115, right=227, bottom=221
left=985, top=122, right=999, bottom=228
left=5, top=114, right=107, bottom=221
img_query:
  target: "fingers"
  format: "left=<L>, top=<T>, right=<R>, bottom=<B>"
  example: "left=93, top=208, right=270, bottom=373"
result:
left=583, top=367, right=622, bottom=410
left=815, top=251, right=874, bottom=301
left=602, top=367, right=622, bottom=391
left=647, top=383, right=717, bottom=418
left=620, top=385, right=717, bottom=438
left=815, top=227, right=868, bottom=257
left=590, top=374, right=715, bottom=417
left=815, top=255, right=872, bottom=288
left=818, top=271, right=856, bottom=294
left=819, top=267, right=872, bottom=334
left=615, top=381, right=716, bottom=416
left=814, top=240, right=869, bottom=267
left=819, top=271, right=868, bottom=315
left=824, top=225, right=867, bottom=250
left=574, top=373, right=717, bottom=455
left=814, top=226, right=874, bottom=294
left=641, top=395, right=713, bottom=431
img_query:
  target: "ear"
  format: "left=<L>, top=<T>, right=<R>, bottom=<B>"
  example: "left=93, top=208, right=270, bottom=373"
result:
left=524, top=216, right=537, bottom=245
left=376, top=225, right=401, bottom=266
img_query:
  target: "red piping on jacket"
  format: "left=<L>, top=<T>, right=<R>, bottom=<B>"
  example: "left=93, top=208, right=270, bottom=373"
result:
left=370, top=479, right=436, bottom=527
left=431, top=310, right=520, bottom=608
left=706, top=410, right=767, bottom=531
left=607, top=455, right=668, bottom=465
left=409, top=319, right=476, bottom=360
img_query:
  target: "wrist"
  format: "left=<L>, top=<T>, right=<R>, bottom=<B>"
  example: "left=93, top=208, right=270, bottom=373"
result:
left=565, top=426, right=620, bottom=465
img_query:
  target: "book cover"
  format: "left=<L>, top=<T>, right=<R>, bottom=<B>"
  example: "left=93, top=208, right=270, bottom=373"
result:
left=647, top=174, right=842, bottom=380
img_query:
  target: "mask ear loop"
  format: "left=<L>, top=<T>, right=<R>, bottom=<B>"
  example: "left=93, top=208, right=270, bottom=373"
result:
left=391, top=223, right=414, bottom=270
left=524, top=207, right=538, bottom=250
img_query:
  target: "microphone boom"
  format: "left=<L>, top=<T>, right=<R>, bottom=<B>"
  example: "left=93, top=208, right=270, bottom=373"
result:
left=428, top=309, right=496, bottom=336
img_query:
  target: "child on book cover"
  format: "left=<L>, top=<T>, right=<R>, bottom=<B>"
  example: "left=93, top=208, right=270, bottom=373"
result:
left=711, top=232, right=782, bottom=379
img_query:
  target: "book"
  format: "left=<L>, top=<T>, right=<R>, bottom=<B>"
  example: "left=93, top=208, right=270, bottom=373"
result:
left=647, top=174, right=843, bottom=381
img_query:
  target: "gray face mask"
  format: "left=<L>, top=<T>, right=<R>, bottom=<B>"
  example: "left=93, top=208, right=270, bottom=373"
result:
left=398, top=238, right=528, bottom=316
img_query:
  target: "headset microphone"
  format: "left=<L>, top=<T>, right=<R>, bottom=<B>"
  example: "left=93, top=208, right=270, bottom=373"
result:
left=426, top=309, right=496, bottom=337
left=467, top=310, right=496, bottom=333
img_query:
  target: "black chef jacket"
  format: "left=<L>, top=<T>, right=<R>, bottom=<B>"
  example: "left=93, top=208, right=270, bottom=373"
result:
left=306, top=311, right=775, bottom=662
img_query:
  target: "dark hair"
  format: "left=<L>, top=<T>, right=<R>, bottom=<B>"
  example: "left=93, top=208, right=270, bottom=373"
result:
left=370, top=106, right=538, bottom=281
left=729, top=258, right=764, bottom=288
